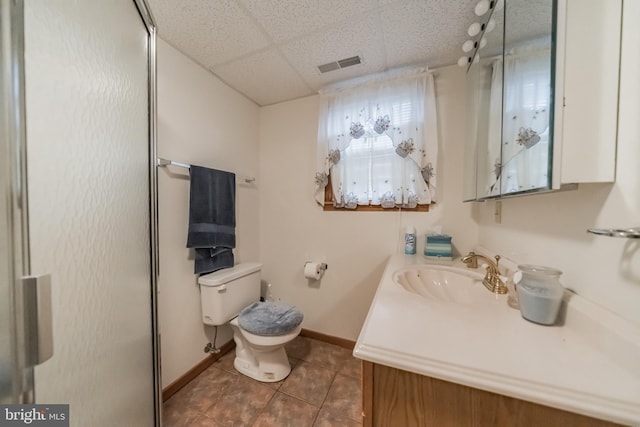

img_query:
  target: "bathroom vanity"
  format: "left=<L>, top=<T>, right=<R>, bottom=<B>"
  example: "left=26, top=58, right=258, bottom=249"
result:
left=361, top=361, right=620, bottom=426
left=354, top=255, right=640, bottom=426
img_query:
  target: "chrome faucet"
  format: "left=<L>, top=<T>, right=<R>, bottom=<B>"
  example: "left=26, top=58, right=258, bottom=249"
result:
left=461, top=251, right=508, bottom=294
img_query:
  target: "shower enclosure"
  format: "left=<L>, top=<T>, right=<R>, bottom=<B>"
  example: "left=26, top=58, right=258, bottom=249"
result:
left=0, top=0, right=160, bottom=425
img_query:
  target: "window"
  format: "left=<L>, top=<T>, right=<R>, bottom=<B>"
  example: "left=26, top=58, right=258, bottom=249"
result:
left=314, top=72, right=439, bottom=211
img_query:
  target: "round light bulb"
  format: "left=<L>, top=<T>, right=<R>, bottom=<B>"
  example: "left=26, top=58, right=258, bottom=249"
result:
left=473, top=54, right=480, bottom=63
left=479, top=37, right=487, bottom=49
left=485, top=18, right=496, bottom=33
left=474, top=0, right=490, bottom=16
left=467, top=22, right=482, bottom=37
left=462, top=40, right=475, bottom=53
left=458, top=56, right=470, bottom=67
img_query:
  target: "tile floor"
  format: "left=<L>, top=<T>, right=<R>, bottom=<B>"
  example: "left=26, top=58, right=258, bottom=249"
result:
left=163, top=336, right=362, bottom=426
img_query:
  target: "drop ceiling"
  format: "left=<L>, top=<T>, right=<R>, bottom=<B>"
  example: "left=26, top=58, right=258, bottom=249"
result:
left=147, top=0, right=479, bottom=106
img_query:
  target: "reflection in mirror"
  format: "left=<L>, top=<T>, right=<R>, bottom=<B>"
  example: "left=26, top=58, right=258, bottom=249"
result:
left=465, top=0, right=556, bottom=200
left=498, top=0, right=554, bottom=196
left=498, top=39, right=551, bottom=194
left=463, top=3, right=504, bottom=200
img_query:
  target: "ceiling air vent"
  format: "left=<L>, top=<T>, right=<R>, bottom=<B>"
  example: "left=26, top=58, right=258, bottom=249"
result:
left=317, top=55, right=362, bottom=73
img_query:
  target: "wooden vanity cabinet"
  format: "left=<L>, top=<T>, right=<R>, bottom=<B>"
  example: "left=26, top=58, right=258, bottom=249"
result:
left=361, top=361, right=623, bottom=427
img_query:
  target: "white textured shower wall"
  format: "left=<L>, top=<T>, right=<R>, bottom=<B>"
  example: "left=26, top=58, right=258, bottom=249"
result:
left=156, top=39, right=260, bottom=388
left=25, top=1, right=154, bottom=424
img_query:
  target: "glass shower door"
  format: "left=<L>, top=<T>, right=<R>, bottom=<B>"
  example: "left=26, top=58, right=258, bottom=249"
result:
left=0, top=0, right=29, bottom=405
left=1, top=0, right=160, bottom=425
left=0, top=173, right=13, bottom=404
left=0, top=75, right=16, bottom=402
left=23, top=0, right=157, bottom=424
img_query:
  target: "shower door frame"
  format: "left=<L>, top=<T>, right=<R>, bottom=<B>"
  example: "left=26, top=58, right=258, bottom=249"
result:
left=0, top=0, right=162, bottom=423
left=136, top=0, right=163, bottom=423
left=0, top=0, right=32, bottom=405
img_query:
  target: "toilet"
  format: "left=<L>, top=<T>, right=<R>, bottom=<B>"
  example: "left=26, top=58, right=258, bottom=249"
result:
left=198, top=262, right=303, bottom=382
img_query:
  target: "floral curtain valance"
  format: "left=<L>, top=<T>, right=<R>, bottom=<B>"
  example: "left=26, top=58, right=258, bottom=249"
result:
left=315, top=72, right=439, bottom=209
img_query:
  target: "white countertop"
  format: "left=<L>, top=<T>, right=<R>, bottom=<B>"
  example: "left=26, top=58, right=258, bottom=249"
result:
left=354, top=254, right=640, bottom=426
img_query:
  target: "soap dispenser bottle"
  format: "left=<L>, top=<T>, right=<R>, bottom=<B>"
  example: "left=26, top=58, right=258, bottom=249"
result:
left=404, top=226, right=416, bottom=255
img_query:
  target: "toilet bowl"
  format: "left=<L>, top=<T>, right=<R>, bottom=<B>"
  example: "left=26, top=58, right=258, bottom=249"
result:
left=230, top=316, right=302, bottom=382
left=198, top=263, right=303, bottom=382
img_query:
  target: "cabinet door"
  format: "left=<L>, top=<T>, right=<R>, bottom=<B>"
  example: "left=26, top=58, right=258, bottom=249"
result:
left=556, top=0, right=621, bottom=185
left=366, top=363, right=622, bottom=426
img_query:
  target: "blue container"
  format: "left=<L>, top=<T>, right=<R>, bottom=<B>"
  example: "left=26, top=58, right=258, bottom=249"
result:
left=424, top=234, right=452, bottom=259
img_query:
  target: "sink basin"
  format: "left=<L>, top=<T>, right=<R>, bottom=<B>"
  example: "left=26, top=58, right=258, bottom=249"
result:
left=357, top=255, right=640, bottom=425
left=392, top=265, right=491, bottom=304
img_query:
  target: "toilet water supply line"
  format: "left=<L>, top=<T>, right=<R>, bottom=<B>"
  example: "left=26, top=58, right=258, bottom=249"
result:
left=204, top=326, right=221, bottom=354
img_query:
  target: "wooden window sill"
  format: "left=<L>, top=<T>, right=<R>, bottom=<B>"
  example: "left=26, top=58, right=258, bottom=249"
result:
left=322, top=173, right=431, bottom=212
left=322, top=203, right=430, bottom=212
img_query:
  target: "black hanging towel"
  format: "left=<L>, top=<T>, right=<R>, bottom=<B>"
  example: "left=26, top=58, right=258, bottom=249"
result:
left=186, top=165, right=235, bottom=274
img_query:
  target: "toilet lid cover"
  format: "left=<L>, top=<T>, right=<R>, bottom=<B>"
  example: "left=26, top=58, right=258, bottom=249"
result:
left=238, top=301, right=303, bottom=336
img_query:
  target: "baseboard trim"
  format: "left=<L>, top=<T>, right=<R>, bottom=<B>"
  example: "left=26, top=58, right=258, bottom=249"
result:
left=162, top=339, right=235, bottom=402
left=161, top=329, right=355, bottom=402
left=300, top=328, right=356, bottom=350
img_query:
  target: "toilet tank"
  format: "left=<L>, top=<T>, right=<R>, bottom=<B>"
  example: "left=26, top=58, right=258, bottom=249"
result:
left=198, top=262, right=262, bottom=326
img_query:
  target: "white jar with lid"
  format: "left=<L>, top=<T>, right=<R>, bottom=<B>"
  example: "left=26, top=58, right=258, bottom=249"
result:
left=515, top=265, right=564, bottom=325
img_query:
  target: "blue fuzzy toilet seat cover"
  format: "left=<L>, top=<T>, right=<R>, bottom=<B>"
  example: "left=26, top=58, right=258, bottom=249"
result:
left=238, top=301, right=303, bottom=336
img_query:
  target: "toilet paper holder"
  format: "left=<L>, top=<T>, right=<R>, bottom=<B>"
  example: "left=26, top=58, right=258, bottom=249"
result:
left=304, top=261, right=328, bottom=272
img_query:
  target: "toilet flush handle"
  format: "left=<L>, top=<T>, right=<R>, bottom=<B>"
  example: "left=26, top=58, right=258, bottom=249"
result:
left=217, top=285, right=227, bottom=293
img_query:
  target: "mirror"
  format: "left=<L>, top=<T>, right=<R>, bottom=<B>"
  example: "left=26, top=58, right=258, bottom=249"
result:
left=463, top=3, right=504, bottom=200
left=501, top=0, right=554, bottom=196
left=464, top=0, right=556, bottom=200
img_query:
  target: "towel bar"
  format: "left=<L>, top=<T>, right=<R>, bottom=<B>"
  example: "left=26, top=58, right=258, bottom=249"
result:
left=157, top=157, right=256, bottom=184
left=587, top=228, right=640, bottom=239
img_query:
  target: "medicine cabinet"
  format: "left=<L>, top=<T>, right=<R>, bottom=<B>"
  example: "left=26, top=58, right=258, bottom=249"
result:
left=463, top=0, right=622, bottom=201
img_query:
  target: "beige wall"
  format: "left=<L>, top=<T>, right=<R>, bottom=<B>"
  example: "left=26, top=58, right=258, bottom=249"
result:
left=258, top=65, right=479, bottom=341
left=475, top=3, right=640, bottom=326
left=157, top=38, right=260, bottom=387
left=157, top=4, right=639, bottom=386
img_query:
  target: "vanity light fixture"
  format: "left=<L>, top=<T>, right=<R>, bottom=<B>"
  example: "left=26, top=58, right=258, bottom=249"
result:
left=459, top=0, right=496, bottom=66
left=462, top=40, right=476, bottom=53
left=467, top=22, right=483, bottom=37
left=458, top=56, right=471, bottom=67
left=458, top=54, right=480, bottom=67
left=474, top=0, right=491, bottom=17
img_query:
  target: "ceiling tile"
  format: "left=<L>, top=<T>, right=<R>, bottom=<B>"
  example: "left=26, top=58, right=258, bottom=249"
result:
left=211, top=49, right=315, bottom=106
left=240, top=0, right=379, bottom=43
left=383, top=1, right=473, bottom=69
left=148, top=0, right=482, bottom=105
left=507, top=1, right=554, bottom=45
left=149, top=0, right=270, bottom=67
left=279, top=13, right=388, bottom=90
